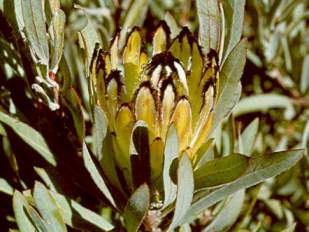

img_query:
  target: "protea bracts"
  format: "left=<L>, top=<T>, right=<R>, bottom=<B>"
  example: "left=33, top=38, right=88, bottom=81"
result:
left=86, top=22, right=234, bottom=230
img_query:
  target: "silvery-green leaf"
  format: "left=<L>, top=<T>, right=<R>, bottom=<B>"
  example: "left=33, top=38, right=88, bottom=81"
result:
left=233, top=94, right=295, bottom=120
left=168, top=154, right=194, bottom=231
left=163, top=125, right=178, bottom=208
left=212, top=39, right=247, bottom=134
left=49, top=9, right=65, bottom=72
left=13, top=191, right=36, bottom=232
left=221, top=0, right=246, bottom=63
left=50, top=190, right=114, bottom=231
left=124, top=184, right=150, bottom=232
left=0, top=111, right=56, bottom=166
left=300, top=55, right=309, bottom=94
left=82, top=143, right=116, bottom=208
left=79, top=16, right=101, bottom=75
left=197, top=0, right=221, bottom=54
left=119, top=0, right=150, bottom=48
left=181, top=149, right=303, bottom=224
left=33, top=182, right=67, bottom=232
left=0, top=178, right=13, bottom=195
left=21, top=0, right=49, bottom=65
left=238, top=118, right=259, bottom=155
left=203, top=190, right=245, bottom=232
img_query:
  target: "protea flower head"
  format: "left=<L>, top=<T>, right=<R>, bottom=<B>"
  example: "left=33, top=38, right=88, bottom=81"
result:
left=89, top=22, right=219, bottom=192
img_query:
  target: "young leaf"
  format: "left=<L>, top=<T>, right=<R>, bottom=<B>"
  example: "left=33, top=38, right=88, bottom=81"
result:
left=168, top=154, right=194, bottom=231
left=49, top=9, right=65, bottom=72
left=181, top=149, right=303, bottom=223
left=0, top=111, right=56, bottom=166
left=82, top=143, right=116, bottom=208
left=33, top=182, right=67, bottom=232
left=194, top=154, right=248, bottom=189
left=124, top=184, right=150, bottom=232
left=21, top=0, right=49, bottom=65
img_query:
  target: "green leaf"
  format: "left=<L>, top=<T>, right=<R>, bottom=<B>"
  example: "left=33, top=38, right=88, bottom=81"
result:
left=21, top=0, right=49, bottom=65
left=197, top=0, right=221, bottom=54
left=222, top=0, right=246, bottom=63
left=194, top=154, right=248, bottom=189
left=33, top=182, right=67, bottom=232
left=168, top=154, right=194, bottom=231
left=0, top=111, right=56, bottom=166
left=233, top=94, right=295, bottom=120
left=13, top=191, right=36, bottom=232
left=202, top=190, right=245, bottom=232
left=124, top=184, right=150, bottom=232
left=212, top=39, right=247, bottom=135
left=0, top=178, right=13, bottom=195
left=82, top=143, right=116, bottom=208
left=25, top=206, right=51, bottom=232
left=239, top=118, right=259, bottom=155
left=163, top=125, right=178, bottom=208
left=182, top=149, right=303, bottom=223
left=49, top=9, right=65, bottom=72
left=50, top=191, right=114, bottom=231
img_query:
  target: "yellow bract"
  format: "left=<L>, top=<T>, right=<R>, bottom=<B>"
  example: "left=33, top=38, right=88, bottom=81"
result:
left=90, top=23, right=219, bottom=182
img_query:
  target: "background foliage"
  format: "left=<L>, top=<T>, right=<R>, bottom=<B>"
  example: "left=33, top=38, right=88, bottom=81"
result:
left=0, top=0, right=308, bottom=231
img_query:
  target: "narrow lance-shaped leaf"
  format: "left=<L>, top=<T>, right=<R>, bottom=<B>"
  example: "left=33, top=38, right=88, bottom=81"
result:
left=194, top=154, right=248, bottom=189
left=0, top=111, right=57, bottom=166
left=79, top=16, right=101, bottom=75
left=181, top=149, right=303, bottom=224
left=163, top=125, right=178, bottom=208
left=21, top=0, right=49, bottom=65
left=50, top=191, right=114, bottom=231
left=13, top=191, right=36, bottom=232
left=82, top=143, right=116, bottom=208
left=211, top=39, right=247, bottom=135
left=49, top=9, right=65, bottom=72
left=33, top=182, right=67, bottom=232
left=124, top=184, right=150, bottom=232
left=119, top=0, right=150, bottom=48
left=221, top=0, right=246, bottom=63
left=233, top=94, right=295, bottom=120
left=93, top=105, right=108, bottom=160
left=202, top=190, right=245, bottom=232
left=0, top=178, right=13, bottom=195
left=168, top=154, right=194, bottom=231
left=197, top=0, right=221, bottom=54
left=238, top=118, right=259, bottom=155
